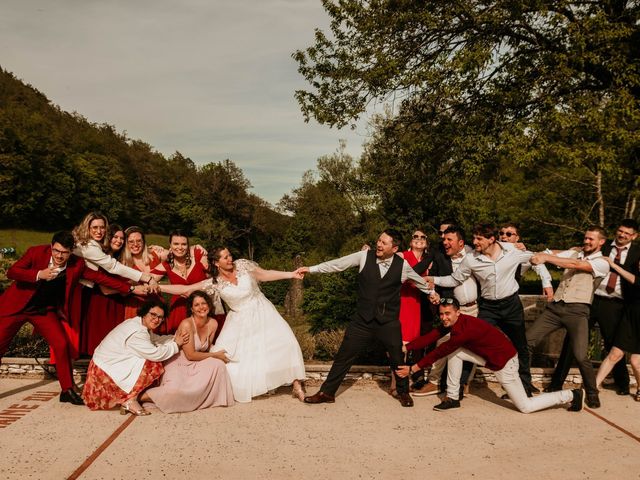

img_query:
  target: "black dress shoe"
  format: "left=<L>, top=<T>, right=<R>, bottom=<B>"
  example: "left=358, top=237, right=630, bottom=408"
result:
left=586, top=393, right=601, bottom=409
left=60, top=389, right=84, bottom=406
left=543, top=384, right=562, bottom=393
left=304, top=391, right=335, bottom=404
left=397, top=392, right=414, bottom=407
left=616, top=387, right=630, bottom=396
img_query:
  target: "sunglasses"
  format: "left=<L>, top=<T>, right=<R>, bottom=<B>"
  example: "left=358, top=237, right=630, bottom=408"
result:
left=438, top=230, right=447, bottom=236
left=439, top=298, right=457, bottom=305
left=412, top=234, right=427, bottom=240
left=499, top=231, right=517, bottom=237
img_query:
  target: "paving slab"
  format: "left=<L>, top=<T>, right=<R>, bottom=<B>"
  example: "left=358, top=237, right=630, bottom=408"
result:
left=1, top=378, right=638, bottom=479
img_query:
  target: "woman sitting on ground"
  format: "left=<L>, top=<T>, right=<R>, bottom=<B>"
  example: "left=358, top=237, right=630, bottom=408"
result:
left=83, top=299, right=189, bottom=416
left=144, top=291, right=234, bottom=413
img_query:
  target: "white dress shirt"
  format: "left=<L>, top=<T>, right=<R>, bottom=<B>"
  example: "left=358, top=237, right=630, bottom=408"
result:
left=595, top=241, right=630, bottom=299
left=555, top=249, right=610, bottom=279
left=309, top=251, right=433, bottom=294
left=449, top=249, right=478, bottom=305
left=434, top=242, right=544, bottom=300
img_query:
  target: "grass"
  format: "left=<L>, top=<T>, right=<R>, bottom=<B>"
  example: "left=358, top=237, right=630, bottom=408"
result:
left=0, top=229, right=168, bottom=256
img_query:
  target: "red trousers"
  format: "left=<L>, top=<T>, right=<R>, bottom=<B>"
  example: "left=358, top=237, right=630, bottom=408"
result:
left=0, top=311, right=74, bottom=390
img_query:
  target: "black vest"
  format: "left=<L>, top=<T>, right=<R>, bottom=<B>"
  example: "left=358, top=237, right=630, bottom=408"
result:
left=25, top=269, right=67, bottom=314
left=356, top=250, right=403, bottom=323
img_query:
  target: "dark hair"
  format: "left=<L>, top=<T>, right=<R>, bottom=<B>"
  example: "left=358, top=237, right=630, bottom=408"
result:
left=137, top=298, right=168, bottom=318
left=500, top=223, right=519, bottom=235
left=51, top=231, right=75, bottom=250
left=439, top=218, right=458, bottom=228
left=438, top=297, right=460, bottom=310
left=620, top=218, right=639, bottom=232
left=207, top=246, right=229, bottom=281
left=186, top=290, right=215, bottom=317
left=168, top=229, right=191, bottom=270
left=381, top=228, right=403, bottom=248
left=586, top=225, right=607, bottom=240
left=108, top=224, right=124, bottom=257
left=443, top=225, right=466, bottom=242
left=472, top=223, right=497, bottom=240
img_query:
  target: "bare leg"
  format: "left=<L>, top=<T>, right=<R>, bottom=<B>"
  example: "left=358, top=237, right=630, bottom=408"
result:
left=596, top=347, right=626, bottom=388
left=292, top=379, right=305, bottom=401
left=630, top=354, right=640, bottom=398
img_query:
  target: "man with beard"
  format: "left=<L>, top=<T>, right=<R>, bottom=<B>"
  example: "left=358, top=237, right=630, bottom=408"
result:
left=527, top=226, right=610, bottom=408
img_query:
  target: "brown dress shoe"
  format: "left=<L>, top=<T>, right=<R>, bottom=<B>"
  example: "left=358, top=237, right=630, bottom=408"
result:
left=304, top=391, right=335, bottom=404
left=397, top=392, right=414, bottom=407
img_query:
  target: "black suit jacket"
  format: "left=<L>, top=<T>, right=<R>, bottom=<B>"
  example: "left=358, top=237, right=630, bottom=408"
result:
left=602, top=241, right=640, bottom=300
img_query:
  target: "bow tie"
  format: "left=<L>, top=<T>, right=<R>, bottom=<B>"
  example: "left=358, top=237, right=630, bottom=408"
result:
left=377, top=258, right=392, bottom=268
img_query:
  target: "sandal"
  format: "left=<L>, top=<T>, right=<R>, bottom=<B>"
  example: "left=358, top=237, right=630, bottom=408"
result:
left=634, top=390, right=640, bottom=402
left=120, top=399, right=150, bottom=416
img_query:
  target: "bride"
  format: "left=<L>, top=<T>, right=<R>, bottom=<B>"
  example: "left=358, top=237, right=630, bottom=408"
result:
left=160, top=247, right=306, bottom=403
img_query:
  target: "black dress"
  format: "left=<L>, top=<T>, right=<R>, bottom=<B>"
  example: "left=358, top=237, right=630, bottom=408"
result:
left=613, top=271, right=640, bottom=354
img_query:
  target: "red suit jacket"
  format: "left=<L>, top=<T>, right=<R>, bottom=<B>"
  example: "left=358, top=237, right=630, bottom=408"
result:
left=0, top=245, right=131, bottom=357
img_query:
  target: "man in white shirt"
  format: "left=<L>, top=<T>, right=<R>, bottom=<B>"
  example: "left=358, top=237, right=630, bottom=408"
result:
left=527, top=226, right=610, bottom=408
left=300, top=229, right=437, bottom=408
left=427, top=224, right=544, bottom=396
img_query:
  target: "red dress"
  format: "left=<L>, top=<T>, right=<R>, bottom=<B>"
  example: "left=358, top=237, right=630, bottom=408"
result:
left=398, top=250, right=423, bottom=342
left=123, top=251, right=162, bottom=320
left=80, top=277, right=126, bottom=356
left=156, top=249, right=209, bottom=335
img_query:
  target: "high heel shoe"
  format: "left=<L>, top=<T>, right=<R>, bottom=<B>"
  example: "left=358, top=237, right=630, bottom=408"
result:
left=120, top=399, right=150, bottom=416
left=292, top=383, right=305, bottom=402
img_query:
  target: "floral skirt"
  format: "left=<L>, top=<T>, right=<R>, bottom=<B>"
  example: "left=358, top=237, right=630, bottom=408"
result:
left=82, top=359, right=164, bottom=411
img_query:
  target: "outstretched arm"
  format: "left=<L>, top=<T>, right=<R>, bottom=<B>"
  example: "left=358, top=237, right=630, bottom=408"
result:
left=251, top=267, right=304, bottom=283
left=160, top=278, right=210, bottom=296
left=605, top=256, right=637, bottom=284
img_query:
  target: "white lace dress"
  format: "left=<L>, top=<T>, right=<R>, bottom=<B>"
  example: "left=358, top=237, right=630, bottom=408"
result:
left=205, top=259, right=305, bottom=403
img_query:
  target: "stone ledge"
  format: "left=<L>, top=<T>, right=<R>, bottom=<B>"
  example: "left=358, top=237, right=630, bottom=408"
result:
left=2, top=357, right=636, bottom=387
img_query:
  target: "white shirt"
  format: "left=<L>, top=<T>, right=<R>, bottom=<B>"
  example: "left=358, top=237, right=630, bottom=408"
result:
left=433, top=242, right=547, bottom=300
left=556, top=249, right=609, bottom=279
left=309, top=251, right=433, bottom=294
left=92, top=316, right=178, bottom=393
left=449, top=249, right=478, bottom=305
left=595, top=241, right=630, bottom=299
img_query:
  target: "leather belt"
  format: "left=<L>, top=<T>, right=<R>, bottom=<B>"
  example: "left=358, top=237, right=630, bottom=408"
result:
left=461, top=301, right=477, bottom=308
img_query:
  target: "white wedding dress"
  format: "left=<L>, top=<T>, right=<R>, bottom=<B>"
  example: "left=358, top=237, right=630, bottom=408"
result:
left=205, top=259, right=306, bottom=403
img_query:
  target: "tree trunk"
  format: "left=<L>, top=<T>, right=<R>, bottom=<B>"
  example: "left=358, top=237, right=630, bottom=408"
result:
left=596, top=168, right=605, bottom=227
left=625, top=193, right=637, bottom=219
left=284, top=254, right=304, bottom=320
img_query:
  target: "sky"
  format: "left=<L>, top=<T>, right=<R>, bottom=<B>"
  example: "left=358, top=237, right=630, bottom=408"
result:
left=0, top=0, right=373, bottom=205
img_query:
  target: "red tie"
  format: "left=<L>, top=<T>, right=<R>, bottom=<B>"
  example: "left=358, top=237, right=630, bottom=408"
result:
left=605, top=246, right=625, bottom=294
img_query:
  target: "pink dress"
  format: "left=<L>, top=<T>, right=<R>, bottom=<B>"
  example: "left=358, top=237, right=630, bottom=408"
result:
left=146, top=318, right=234, bottom=413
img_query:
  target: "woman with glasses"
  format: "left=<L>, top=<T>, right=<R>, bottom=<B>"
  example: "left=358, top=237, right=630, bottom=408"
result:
left=120, top=226, right=164, bottom=320
left=388, top=230, right=432, bottom=396
left=144, top=291, right=234, bottom=412
left=81, top=224, right=131, bottom=356
left=83, top=299, right=189, bottom=415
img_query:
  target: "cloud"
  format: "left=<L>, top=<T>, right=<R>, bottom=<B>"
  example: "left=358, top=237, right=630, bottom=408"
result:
left=0, top=0, right=372, bottom=204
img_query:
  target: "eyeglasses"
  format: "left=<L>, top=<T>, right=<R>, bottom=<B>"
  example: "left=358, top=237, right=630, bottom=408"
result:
left=499, top=231, right=517, bottom=237
left=128, top=240, right=144, bottom=245
left=52, top=248, right=71, bottom=256
left=412, top=234, right=427, bottom=240
left=439, top=298, right=457, bottom=305
left=90, top=226, right=106, bottom=231
left=147, top=312, right=165, bottom=321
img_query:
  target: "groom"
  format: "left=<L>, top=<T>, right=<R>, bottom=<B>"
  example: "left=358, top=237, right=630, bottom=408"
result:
left=300, top=229, right=437, bottom=407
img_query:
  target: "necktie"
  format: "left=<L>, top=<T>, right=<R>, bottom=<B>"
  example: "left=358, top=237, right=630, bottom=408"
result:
left=605, top=246, right=625, bottom=294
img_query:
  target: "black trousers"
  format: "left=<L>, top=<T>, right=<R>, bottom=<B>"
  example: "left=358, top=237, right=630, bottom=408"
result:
left=549, top=296, right=629, bottom=390
left=320, top=316, right=408, bottom=396
left=479, top=293, right=532, bottom=392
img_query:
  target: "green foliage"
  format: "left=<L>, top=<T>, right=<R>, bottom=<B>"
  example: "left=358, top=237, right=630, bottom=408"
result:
left=302, top=269, right=359, bottom=333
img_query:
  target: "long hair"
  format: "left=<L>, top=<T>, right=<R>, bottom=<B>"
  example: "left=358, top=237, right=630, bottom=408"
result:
left=72, top=212, right=110, bottom=250
left=121, top=226, right=152, bottom=268
left=167, top=230, right=192, bottom=270
left=207, top=246, right=228, bottom=283
left=108, top=223, right=124, bottom=259
left=186, top=290, right=215, bottom=318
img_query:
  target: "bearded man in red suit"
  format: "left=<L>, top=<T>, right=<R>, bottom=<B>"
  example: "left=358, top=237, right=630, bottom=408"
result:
left=0, top=231, right=136, bottom=405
